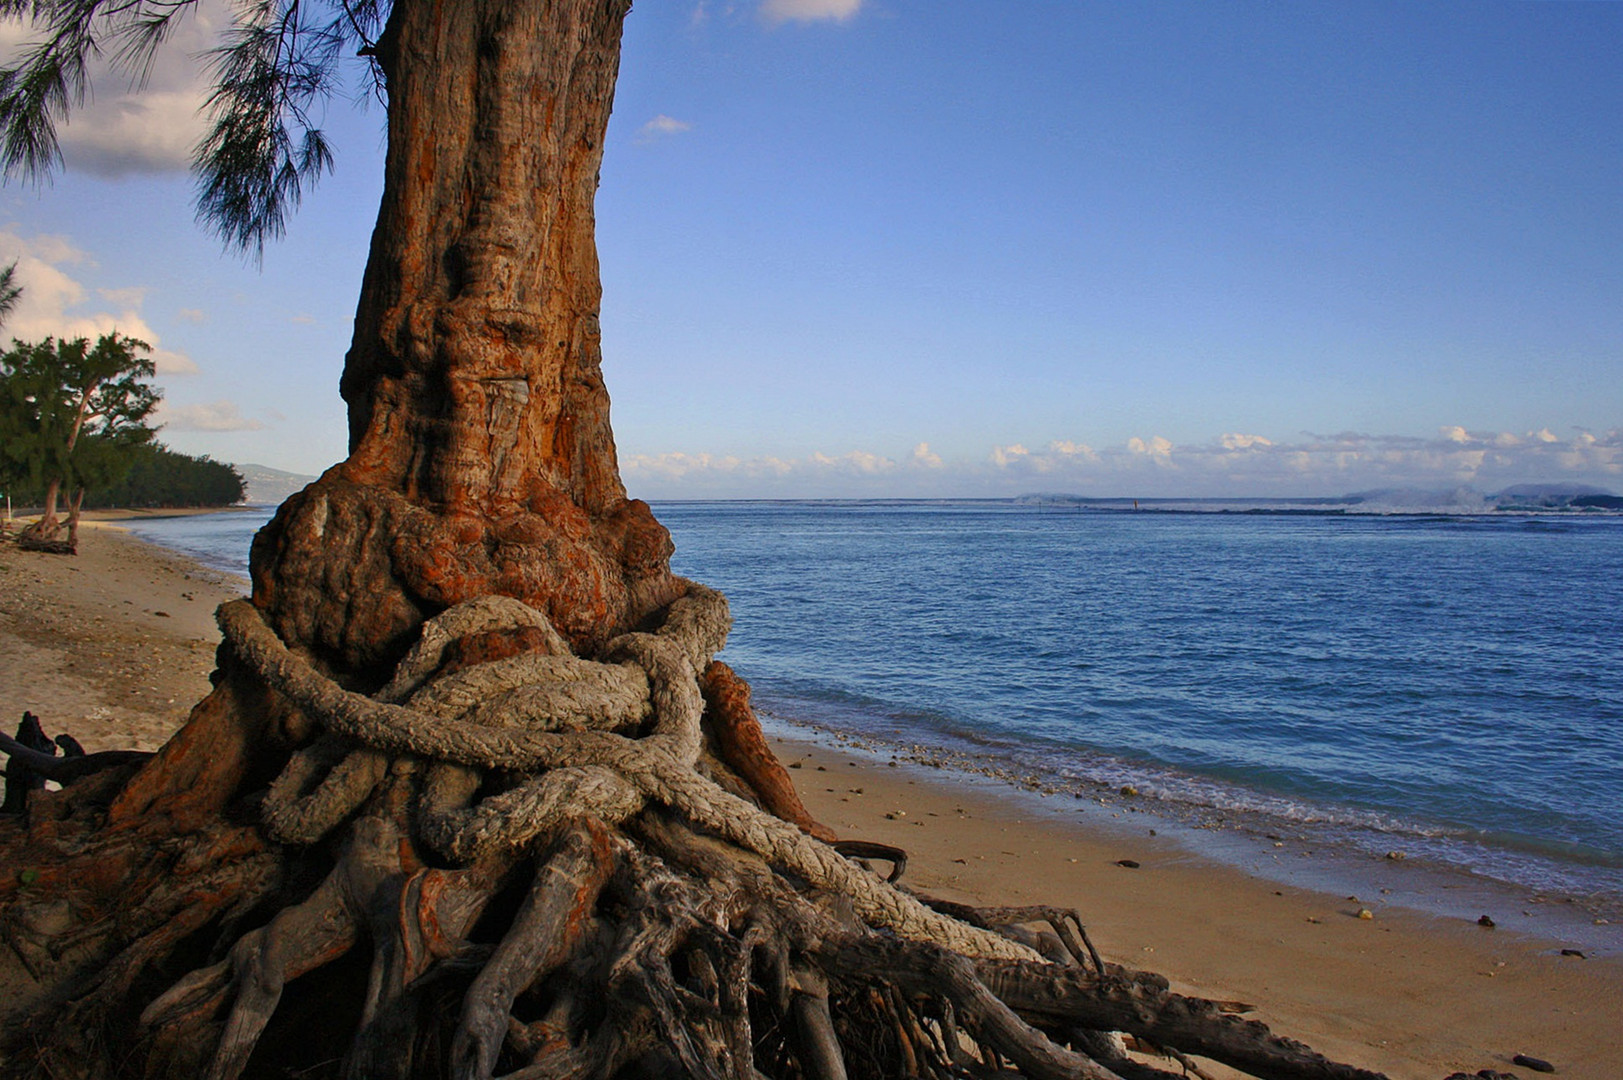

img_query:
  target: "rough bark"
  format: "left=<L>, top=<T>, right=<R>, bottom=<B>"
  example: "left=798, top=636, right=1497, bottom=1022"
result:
left=249, top=0, right=678, bottom=681
left=17, top=477, right=61, bottom=543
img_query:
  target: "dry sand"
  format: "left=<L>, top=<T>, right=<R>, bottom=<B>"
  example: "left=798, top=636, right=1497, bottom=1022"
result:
left=0, top=517, right=245, bottom=751
left=1, top=522, right=1618, bottom=1079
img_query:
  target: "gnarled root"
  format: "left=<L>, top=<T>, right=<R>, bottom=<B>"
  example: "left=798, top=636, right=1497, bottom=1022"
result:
left=1, top=585, right=1397, bottom=1080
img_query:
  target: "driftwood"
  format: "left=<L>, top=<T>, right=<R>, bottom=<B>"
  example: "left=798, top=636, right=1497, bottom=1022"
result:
left=1, top=716, right=152, bottom=804
left=0, top=713, right=54, bottom=814
left=0, top=589, right=1410, bottom=1080
left=11, top=531, right=75, bottom=555
left=0, top=714, right=145, bottom=814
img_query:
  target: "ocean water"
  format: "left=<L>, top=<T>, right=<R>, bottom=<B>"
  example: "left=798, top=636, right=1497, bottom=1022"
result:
left=122, top=506, right=277, bottom=577
left=125, top=499, right=1623, bottom=942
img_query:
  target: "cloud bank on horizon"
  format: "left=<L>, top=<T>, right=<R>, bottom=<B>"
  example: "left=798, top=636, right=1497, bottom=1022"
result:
left=621, top=427, right=1623, bottom=501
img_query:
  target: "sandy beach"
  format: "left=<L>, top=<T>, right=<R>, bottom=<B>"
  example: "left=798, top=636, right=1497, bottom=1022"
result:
left=1, top=524, right=1618, bottom=1079
left=0, top=516, right=246, bottom=752
left=772, top=737, right=1623, bottom=1079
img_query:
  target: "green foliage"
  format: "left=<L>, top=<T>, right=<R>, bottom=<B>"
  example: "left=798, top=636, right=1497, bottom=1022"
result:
left=0, top=332, right=159, bottom=498
left=0, top=260, right=20, bottom=328
left=2, top=333, right=244, bottom=507
left=13, top=442, right=247, bottom=508
left=0, top=0, right=388, bottom=256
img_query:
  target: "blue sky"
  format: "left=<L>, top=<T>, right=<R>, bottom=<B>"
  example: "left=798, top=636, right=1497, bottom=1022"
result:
left=2, top=0, right=1620, bottom=499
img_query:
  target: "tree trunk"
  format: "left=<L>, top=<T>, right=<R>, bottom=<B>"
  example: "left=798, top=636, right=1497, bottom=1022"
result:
left=23, top=377, right=97, bottom=545
left=66, top=486, right=82, bottom=551
left=248, top=0, right=678, bottom=682
left=20, top=476, right=61, bottom=541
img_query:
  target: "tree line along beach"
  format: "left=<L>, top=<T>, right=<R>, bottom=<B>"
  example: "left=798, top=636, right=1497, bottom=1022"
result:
left=3, top=504, right=1619, bottom=1079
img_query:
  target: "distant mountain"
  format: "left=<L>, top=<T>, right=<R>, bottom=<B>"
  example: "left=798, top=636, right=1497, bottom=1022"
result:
left=1489, top=482, right=1613, bottom=503
left=1014, top=485, right=1622, bottom=514
left=236, top=463, right=319, bottom=506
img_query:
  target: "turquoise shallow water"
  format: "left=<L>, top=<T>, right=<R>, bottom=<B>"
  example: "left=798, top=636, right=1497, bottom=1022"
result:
left=126, top=499, right=1623, bottom=935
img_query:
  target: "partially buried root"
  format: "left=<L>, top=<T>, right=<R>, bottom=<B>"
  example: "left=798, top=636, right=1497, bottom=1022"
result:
left=3, top=584, right=1392, bottom=1080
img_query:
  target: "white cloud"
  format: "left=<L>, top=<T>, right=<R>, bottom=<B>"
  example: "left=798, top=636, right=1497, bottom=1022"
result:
left=636, top=115, right=693, bottom=143
left=0, top=227, right=199, bottom=374
left=1048, top=440, right=1099, bottom=462
left=760, top=0, right=862, bottom=25
left=1125, top=435, right=1175, bottom=461
left=157, top=399, right=264, bottom=432
left=176, top=308, right=207, bottom=324
left=150, top=347, right=200, bottom=375
left=1, top=233, right=88, bottom=334
left=624, top=447, right=902, bottom=497
left=98, top=286, right=148, bottom=308
left=622, top=427, right=1623, bottom=499
left=58, top=89, right=209, bottom=177
left=910, top=442, right=942, bottom=468
left=990, top=443, right=1029, bottom=467
left=622, top=451, right=792, bottom=482
left=2, top=1, right=226, bottom=177
left=810, top=449, right=895, bottom=474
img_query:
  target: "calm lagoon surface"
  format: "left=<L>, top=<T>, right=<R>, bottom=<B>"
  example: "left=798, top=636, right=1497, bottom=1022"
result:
left=128, top=500, right=1623, bottom=941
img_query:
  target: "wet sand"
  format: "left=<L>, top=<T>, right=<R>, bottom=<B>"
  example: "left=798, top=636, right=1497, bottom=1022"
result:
left=2, top=524, right=1618, bottom=1079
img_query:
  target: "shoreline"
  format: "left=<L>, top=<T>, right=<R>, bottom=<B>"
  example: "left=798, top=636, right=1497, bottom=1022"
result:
left=767, top=731, right=1623, bottom=1080
left=3, top=526, right=1619, bottom=1077
left=3, top=504, right=257, bottom=525
left=754, top=711, right=1623, bottom=957
left=78, top=505, right=262, bottom=521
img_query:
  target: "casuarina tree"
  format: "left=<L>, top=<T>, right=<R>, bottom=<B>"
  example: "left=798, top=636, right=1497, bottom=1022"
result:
left=2, top=332, right=159, bottom=549
left=0, top=4, right=1399, bottom=1079
left=0, top=262, right=19, bottom=326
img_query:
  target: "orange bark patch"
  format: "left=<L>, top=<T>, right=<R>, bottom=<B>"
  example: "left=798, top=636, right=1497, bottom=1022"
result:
left=108, top=672, right=267, bottom=835
left=701, top=661, right=837, bottom=844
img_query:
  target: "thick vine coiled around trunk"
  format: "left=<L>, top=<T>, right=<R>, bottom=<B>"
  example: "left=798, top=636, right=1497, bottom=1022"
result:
left=222, top=588, right=1041, bottom=964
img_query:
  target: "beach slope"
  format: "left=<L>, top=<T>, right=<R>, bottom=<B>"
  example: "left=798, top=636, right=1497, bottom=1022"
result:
left=775, top=740, right=1622, bottom=1079
left=0, top=521, right=244, bottom=752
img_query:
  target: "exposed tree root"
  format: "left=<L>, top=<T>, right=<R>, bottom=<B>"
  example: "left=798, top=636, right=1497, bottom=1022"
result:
left=2, top=715, right=153, bottom=806
left=11, top=531, right=75, bottom=556
left=1, top=585, right=1400, bottom=1080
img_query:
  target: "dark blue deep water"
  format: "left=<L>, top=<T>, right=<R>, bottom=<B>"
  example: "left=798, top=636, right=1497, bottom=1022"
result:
left=128, top=500, right=1623, bottom=930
